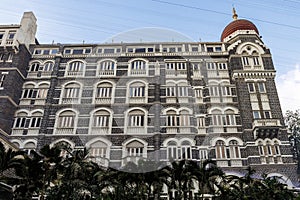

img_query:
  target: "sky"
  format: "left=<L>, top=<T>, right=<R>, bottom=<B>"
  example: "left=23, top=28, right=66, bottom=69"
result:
left=0, top=0, right=299, bottom=113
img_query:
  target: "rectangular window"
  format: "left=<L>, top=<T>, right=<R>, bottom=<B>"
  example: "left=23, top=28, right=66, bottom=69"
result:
left=195, top=89, right=202, bottom=98
left=207, top=62, right=215, bottom=70
left=253, top=56, right=260, bottom=65
left=197, top=117, right=205, bottom=128
left=127, top=48, right=134, bottom=53
left=177, top=86, right=188, bottom=96
left=192, top=47, right=198, bottom=52
left=167, top=115, right=179, bottom=126
left=199, top=150, right=208, bottom=160
left=0, top=33, right=4, bottom=39
left=242, top=57, right=250, bottom=66
left=97, top=48, right=103, bottom=53
left=8, top=32, right=15, bottom=39
left=0, top=72, right=8, bottom=88
left=147, top=48, right=154, bottom=52
left=264, top=111, right=271, bottom=119
left=43, top=50, right=50, bottom=55
left=85, top=49, right=91, bottom=54
left=30, top=117, right=42, bottom=128
left=258, top=82, right=266, bottom=93
left=253, top=111, right=260, bottom=119
left=130, top=87, right=145, bottom=97
left=248, top=83, right=255, bottom=93
left=116, top=48, right=121, bottom=53
left=209, top=86, right=219, bottom=96
left=64, top=49, right=71, bottom=54
left=215, top=47, right=222, bottom=52
left=64, top=88, right=80, bottom=98
left=135, top=48, right=146, bottom=53
left=51, top=49, right=58, bottom=54
left=162, top=47, right=168, bottom=52
left=23, top=89, right=38, bottom=99
left=166, top=87, right=176, bottom=97
left=34, top=49, right=42, bottom=55
left=207, top=47, right=214, bottom=52
left=0, top=54, right=4, bottom=61
left=218, top=63, right=227, bottom=70
left=129, top=115, right=144, bottom=126
left=59, top=116, right=74, bottom=128
left=169, top=47, right=176, bottom=53
left=104, top=48, right=115, bottom=53
left=96, top=87, right=112, bottom=98
left=73, top=49, right=84, bottom=54
left=93, top=115, right=109, bottom=127
left=15, top=117, right=27, bottom=128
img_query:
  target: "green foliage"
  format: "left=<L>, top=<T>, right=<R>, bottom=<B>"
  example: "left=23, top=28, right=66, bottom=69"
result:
left=0, top=141, right=299, bottom=200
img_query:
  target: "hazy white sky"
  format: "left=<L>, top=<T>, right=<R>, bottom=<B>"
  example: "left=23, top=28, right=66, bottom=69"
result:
left=0, top=0, right=299, bottom=112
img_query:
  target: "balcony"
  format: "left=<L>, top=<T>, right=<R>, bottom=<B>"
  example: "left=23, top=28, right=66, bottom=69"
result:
left=90, top=127, right=109, bottom=134
left=166, top=69, right=187, bottom=77
left=55, top=128, right=74, bottom=135
left=253, top=119, right=281, bottom=139
left=253, top=119, right=281, bottom=128
left=166, top=127, right=190, bottom=134
left=130, top=69, right=147, bottom=76
left=95, top=97, right=111, bottom=104
left=61, top=97, right=80, bottom=104
left=127, top=127, right=146, bottom=134
left=129, top=97, right=146, bottom=104
left=66, top=71, right=84, bottom=77
left=98, top=70, right=115, bottom=76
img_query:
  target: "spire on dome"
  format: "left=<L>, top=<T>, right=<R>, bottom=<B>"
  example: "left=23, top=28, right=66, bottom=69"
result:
left=232, top=7, right=238, bottom=20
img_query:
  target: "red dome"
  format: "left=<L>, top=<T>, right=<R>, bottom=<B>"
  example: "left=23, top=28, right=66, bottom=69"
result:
left=221, top=19, right=259, bottom=41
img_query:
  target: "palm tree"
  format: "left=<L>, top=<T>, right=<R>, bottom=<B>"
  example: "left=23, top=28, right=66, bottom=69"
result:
left=194, top=160, right=224, bottom=199
left=162, top=160, right=197, bottom=200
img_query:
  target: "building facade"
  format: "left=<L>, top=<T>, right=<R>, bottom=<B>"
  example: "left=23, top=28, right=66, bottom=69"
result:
left=0, top=12, right=297, bottom=185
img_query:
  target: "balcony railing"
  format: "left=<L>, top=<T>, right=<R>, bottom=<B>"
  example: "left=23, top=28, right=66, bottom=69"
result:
left=61, top=97, right=80, bottom=104
left=253, top=119, right=281, bottom=128
left=56, top=128, right=74, bottom=135
left=90, top=127, right=109, bottom=134
left=98, top=70, right=115, bottom=76
left=130, top=69, right=147, bottom=75
left=127, top=127, right=146, bottom=134
left=129, top=97, right=146, bottom=104
left=95, top=97, right=111, bottom=104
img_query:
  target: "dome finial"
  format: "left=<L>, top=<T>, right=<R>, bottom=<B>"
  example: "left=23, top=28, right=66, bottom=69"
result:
left=232, top=7, right=238, bottom=20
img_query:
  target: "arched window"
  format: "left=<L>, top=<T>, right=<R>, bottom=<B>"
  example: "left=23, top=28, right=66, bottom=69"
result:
left=88, top=141, right=109, bottom=166
left=179, top=110, right=190, bottom=126
left=66, top=61, right=84, bottom=76
left=22, top=83, right=36, bottom=99
left=56, top=110, right=77, bottom=134
left=129, top=59, right=147, bottom=76
left=128, top=81, right=147, bottom=103
left=90, top=109, right=112, bottom=134
left=211, top=110, right=222, bottom=126
left=43, top=62, right=54, bottom=71
left=29, top=111, right=43, bottom=128
left=98, top=60, right=116, bottom=76
left=124, top=139, right=147, bottom=165
left=258, top=141, right=264, bottom=155
left=126, top=109, right=147, bottom=134
left=37, top=83, right=49, bottom=99
left=229, top=140, right=240, bottom=158
left=23, top=142, right=36, bottom=155
left=128, top=109, right=145, bottom=127
left=29, top=62, right=40, bottom=72
left=274, top=141, right=281, bottom=155
left=224, top=109, right=236, bottom=126
left=14, top=111, right=28, bottom=128
left=215, top=140, right=226, bottom=159
left=180, top=140, right=192, bottom=160
left=61, top=82, right=81, bottom=104
left=167, top=141, right=177, bottom=160
left=166, top=110, right=178, bottom=126
left=95, top=82, right=113, bottom=104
